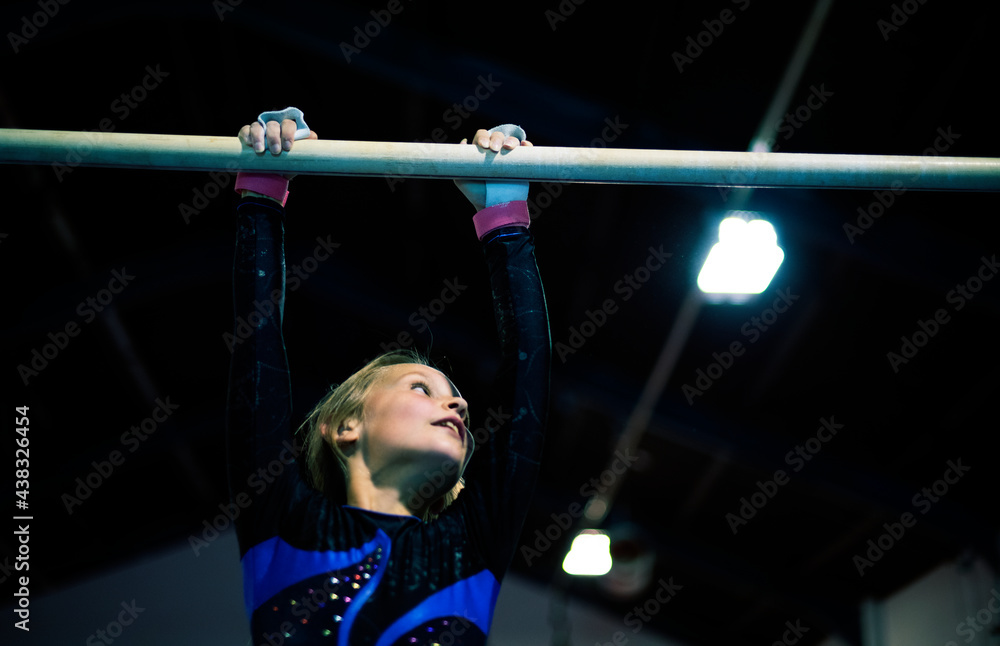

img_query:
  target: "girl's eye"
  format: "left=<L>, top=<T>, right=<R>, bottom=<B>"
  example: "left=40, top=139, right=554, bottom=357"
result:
left=411, top=382, right=430, bottom=395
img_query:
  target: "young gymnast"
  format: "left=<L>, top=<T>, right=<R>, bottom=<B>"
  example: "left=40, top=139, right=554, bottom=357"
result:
left=226, top=109, right=551, bottom=645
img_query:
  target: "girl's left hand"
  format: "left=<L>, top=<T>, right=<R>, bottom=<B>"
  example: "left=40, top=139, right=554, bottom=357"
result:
left=238, top=119, right=318, bottom=155
left=455, top=126, right=532, bottom=212
left=460, top=129, right=532, bottom=152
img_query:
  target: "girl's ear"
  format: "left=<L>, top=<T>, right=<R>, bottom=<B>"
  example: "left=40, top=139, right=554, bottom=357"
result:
left=327, top=418, right=361, bottom=452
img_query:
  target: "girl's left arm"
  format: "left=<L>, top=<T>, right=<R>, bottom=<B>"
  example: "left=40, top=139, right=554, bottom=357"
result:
left=452, top=127, right=552, bottom=578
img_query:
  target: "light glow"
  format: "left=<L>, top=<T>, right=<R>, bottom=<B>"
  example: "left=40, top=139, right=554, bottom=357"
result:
left=562, top=530, right=612, bottom=576
left=697, top=213, right=784, bottom=300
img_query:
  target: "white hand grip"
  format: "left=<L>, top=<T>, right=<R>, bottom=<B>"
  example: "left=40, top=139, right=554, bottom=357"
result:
left=257, top=106, right=311, bottom=141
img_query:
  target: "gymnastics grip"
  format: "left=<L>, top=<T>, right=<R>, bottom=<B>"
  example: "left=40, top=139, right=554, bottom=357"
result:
left=235, top=107, right=312, bottom=205
left=455, top=124, right=530, bottom=212
left=257, top=106, right=312, bottom=141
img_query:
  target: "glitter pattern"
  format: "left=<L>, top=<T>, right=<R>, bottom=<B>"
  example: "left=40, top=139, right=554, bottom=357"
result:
left=259, top=546, right=383, bottom=642
left=388, top=616, right=479, bottom=646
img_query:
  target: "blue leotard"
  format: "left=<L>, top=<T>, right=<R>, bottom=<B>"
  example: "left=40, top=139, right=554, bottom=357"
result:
left=226, top=195, right=550, bottom=645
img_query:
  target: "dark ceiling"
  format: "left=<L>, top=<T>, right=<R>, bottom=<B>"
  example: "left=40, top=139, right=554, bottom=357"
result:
left=3, top=0, right=999, bottom=644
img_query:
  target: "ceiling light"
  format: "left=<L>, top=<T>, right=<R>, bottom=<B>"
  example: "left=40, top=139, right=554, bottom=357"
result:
left=562, top=530, right=612, bottom=576
left=697, top=212, right=784, bottom=302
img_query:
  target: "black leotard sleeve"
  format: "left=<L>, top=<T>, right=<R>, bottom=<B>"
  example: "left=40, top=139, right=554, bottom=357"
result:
left=226, top=197, right=550, bottom=646
left=446, top=225, right=552, bottom=578
left=225, top=196, right=313, bottom=554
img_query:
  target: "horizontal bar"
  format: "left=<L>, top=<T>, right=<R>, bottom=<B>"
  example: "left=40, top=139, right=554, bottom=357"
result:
left=2, top=128, right=999, bottom=191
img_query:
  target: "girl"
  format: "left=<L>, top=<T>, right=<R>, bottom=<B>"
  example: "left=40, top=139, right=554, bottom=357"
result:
left=226, top=111, right=551, bottom=645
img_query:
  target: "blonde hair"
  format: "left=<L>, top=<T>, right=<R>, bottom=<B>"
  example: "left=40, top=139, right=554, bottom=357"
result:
left=297, top=348, right=467, bottom=521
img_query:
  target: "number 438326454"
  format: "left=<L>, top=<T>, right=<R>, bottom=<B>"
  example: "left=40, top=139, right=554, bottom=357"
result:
left=15, top=406, right=29, bottom=501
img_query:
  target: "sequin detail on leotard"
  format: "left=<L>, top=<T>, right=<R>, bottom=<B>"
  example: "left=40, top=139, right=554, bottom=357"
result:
left=258, top=546, right=384, bottom=643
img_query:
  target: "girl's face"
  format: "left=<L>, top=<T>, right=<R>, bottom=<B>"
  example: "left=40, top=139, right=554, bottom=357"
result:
left=354, top=363, right=471, bottom=483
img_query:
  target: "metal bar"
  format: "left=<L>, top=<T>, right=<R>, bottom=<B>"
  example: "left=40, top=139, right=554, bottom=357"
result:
left=2, top=128, right=999, bottom=191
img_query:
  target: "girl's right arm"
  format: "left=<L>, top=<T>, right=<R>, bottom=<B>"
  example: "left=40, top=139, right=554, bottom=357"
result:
left=225, top=116, right=318, bottom=558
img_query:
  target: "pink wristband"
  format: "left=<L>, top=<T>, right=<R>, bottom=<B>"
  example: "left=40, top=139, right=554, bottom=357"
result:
left=235, top=172, right=290, bottom=207
left=472, top=201, right=530, bottom=240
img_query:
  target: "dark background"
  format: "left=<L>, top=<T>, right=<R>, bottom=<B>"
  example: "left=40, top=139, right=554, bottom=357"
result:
left=2, top=0, right=999, bottom=644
